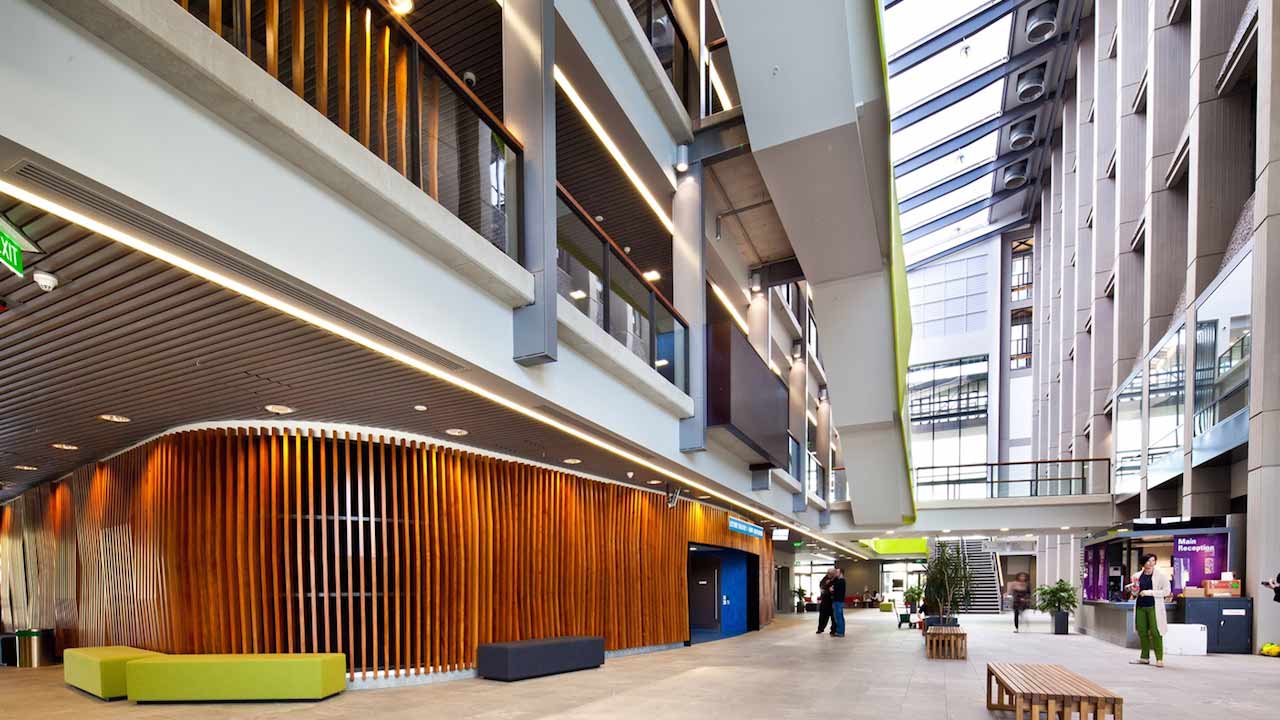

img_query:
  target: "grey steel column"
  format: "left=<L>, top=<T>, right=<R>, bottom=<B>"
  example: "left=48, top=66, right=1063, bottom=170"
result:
left=675, top=161, right=706, bottom=451
left=507, top=0, right=558, bottom=365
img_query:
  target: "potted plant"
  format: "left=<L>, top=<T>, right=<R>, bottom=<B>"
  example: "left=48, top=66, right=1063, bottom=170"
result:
left=923, top=543, right=972, bottom=630
left=903, top=585, right=924, bottom=614
left=1036, top=579, right=1079, bottom=635
left=793, top=587, right=807, bottom=614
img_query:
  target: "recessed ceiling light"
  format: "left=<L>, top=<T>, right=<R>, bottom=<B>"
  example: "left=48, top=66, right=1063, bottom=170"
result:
left=388, top=0, right=414, bottom=14
left=563, top=458, right=582, bottom=465
left=642, top=270, right=662, bottom=282
left=697, top=494, right=710, bottom=499
left=886, top=530, right=896, bottom=535
left=445, top=428, right=469, bottom=437
left=942, top=529, right=952, bottom=533
left=623, top=246, right=631, bottom=254
left=97, top=414, right=131, bottom=423
left=646, top=479, right=662, bottom=485
left=1060, top=526, right=1071, bottom=530
left=50, top=443, right=79, bottom=451
left=626, top=471, right=635, bottom=479
left=594, top=214, right=605, bottom=222
left=569, top=289, right=587, bottom=300
left=14, top=465, right=37, bottom=471
left=264, top=404, right=296, bottom=415
left=654, top=358, right=670, bottom=368
left=413, top=404, right=428, bottom=412
left=1000, top=528, right=1010, bottom=532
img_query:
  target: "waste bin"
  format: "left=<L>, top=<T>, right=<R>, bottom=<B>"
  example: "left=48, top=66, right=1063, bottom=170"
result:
left=15, top=629, right=55, bottom=667
left=0, top=633, right=16, bottom=666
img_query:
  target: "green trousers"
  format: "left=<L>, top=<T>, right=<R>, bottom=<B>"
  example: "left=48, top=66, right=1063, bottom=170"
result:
left=1135, top=606, right=1163, bottom=661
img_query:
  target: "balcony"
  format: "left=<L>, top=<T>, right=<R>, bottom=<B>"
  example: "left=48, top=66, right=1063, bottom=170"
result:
left=555, top=185, right=688, bottom=390
left=914, top=458, right=1112, bottom=502
left=171, top=0, right=521, bottom=260
left=706, top=315, right=789, bottom=469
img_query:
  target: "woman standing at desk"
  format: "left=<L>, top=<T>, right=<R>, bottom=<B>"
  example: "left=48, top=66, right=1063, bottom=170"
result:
left=1129, top=553, right=1170, bottom=668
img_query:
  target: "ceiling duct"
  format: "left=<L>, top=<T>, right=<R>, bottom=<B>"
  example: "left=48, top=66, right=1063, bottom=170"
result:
left=1010, top=117, right=1037, bottom=150
left=1016, top=65, right=1047, bottom=103
left=1026, top=3, right=1059, bottom=44
left=1002, top=160, right=1030, bottom=190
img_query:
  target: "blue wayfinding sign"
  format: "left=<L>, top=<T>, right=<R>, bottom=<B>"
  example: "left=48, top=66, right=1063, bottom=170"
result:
left=728, top=516, right=764, bottom=539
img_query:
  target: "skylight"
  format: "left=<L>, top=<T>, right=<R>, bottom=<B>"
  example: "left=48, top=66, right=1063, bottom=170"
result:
left=896, top=132, right=999, bottom=199
left=899, top=173, right=994, bottom=233
left=890, top=80, right=1004, bottom=163
left=888, top=14, right=1013, bottom=116
left=882, top=0, right=995, bottom=59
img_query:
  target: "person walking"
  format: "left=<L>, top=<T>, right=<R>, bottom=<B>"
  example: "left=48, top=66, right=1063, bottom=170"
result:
left=1130, top=553, right=1170, bottom=667
left=815, top=568, right=836, bottom=635
left=1263, top=572, right=1280, bottom=604
left=831, top=568, right=847, bottom=637
left=1007, top=572, right=1032, bottom=633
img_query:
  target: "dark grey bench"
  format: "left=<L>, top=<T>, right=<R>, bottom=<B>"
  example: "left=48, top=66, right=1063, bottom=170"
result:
left=476, top=636, right=605, bottom=681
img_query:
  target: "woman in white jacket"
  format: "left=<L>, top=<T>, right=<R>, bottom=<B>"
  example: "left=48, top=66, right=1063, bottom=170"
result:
left=1129, top=553, right=1170, bottom=667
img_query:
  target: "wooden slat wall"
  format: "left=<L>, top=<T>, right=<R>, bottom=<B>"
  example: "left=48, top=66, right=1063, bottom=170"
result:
left=0, top=427, right=775, bottom=678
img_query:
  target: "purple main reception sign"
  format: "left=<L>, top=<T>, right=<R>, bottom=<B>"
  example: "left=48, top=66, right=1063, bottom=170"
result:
left=1172, top=534, right=1228, bottom=594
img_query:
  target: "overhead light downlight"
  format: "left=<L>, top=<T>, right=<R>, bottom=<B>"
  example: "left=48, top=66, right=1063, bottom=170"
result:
left=1026, top=3, right=1059, bottom=44
left=1010, top=117, right=1037, bottom=150
left=1002, top=160, right=1030, bottom=190
left=1016, top=66, right=1047, bottom=103
left=97, top=414, right=131, bottom=423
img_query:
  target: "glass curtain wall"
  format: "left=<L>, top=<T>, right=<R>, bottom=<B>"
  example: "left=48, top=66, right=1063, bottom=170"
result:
left=1147, top=326, right=1186, bottom=475
left=908, top=356, right=989, bottom=500
left=1114, top=374, right=1143, bottom=495
left=1194, top=253, right=1253, bottom=435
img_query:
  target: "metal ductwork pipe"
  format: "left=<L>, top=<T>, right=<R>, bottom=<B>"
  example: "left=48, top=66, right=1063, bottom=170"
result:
left=1016, top=66, right=1047, bottom=103
left=1026, top=3, right=1059, bottom=44
left=1010, top=117, right=1037, bottom=150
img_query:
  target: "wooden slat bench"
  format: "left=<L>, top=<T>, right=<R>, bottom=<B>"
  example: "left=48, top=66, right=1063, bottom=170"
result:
left=925, top=625, right=967, bottom=659
left=987, top=663, right=1123, bottom=719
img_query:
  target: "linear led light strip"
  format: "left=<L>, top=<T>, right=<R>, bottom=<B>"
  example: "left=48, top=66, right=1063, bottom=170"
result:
left=0, top=179, right=862, bottom=560
left=705, top=54, right=734, bottom=111
left=709, top=280, right=749, bottom=334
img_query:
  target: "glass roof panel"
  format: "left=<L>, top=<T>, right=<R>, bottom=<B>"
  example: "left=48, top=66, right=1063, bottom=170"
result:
left=887, top=14, right=1013, bottom=116
left=891, top=80, right=1004, bottom=162
left=895, top=132, right=999, bottom=198
left=883, top=0, right=996, bottom=58
left=903, top=214, right=1003, bottom=266
left=899, top=173, right=994, bottom=232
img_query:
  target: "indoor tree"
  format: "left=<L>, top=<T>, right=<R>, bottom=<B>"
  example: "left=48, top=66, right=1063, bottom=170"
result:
left=924, top=543, right=973, bottom=622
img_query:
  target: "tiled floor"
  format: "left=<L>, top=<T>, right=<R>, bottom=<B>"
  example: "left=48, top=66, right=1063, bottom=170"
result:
left=6, top=609, right=1280, bottom=718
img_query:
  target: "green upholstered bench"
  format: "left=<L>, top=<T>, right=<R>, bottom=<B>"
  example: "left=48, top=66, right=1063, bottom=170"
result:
left=64, top=646, right=163, bottom=700
left=126, top=653, right=346, bottom=702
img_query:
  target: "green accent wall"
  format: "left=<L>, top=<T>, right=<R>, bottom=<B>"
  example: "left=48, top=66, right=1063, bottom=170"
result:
left=861, top=537, right=928, bottom=556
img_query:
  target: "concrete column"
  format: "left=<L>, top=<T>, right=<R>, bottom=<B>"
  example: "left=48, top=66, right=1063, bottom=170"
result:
left=507, top=0, right=558, bottom=365
left=1060, top=91, right=1078, bottom=458
left=1142, top=0, right=1191, bottom=353
left=1187, top=0, right=1254, bottom=298
left=1048, top=138, right=1064, bottom=461
left=1093, top=2, right=1119, bottom=478
left=675, top=162, right=707, bottom=451
left=1247, top=0, right=1280, bottom=653
left=1075, top=31, right=1097, bottom=461
left=1113, top=0, right=1147, bottom=389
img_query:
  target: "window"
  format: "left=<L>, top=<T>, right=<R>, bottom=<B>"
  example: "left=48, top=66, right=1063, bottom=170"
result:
left=1147, top=326, right=1185, bottom=471
left=1010, top=250, right=1033, bottom=301
left=907, top=356, right=989, bottom=500
left=908, top=255, right=987, bottom=339
left=1114, top=373, right=1143, bottom=495
left=1193, top=252, right=1252, bottom=435
left=1010, top=309, right=1032, bottom=370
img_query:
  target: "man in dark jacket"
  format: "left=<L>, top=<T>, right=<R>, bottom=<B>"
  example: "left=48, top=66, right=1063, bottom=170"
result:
left=815, top=569, right=835, bottom=634
left=831, top=568, right=847, bottom=637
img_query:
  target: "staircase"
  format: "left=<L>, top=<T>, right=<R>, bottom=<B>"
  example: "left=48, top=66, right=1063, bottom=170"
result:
left=932, top=538, right=1002, bottom=614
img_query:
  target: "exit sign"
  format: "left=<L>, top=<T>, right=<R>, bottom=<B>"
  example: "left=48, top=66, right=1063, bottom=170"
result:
left=0, top=226, right=21, bottom=278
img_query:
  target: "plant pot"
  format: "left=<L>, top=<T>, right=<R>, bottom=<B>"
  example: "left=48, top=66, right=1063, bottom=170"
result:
left=1052, top=611, right=1069, bottom=635
left=795, top=601, right=805, bottom=614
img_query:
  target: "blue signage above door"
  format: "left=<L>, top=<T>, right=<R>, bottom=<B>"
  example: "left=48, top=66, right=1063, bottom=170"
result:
left=728, top=516, right=764, bottom=539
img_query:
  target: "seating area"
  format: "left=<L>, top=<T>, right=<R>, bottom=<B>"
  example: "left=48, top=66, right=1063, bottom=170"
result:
left=986, top=662, right=1123, bottom=719
left=476, top=637, right=605, bottom=682
left=925, top=626, right=968, bottom=660
left=62, top=647, right=346, bottom=703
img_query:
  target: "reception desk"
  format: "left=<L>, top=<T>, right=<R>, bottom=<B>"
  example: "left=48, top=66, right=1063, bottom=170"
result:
left=1077, top=601, right=1180, bottom=649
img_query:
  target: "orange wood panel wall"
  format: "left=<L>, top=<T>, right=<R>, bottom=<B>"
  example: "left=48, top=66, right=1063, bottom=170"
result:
left=0, top=427, right=775, bottom=679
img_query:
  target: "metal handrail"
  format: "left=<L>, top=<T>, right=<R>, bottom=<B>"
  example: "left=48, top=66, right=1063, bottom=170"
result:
left=913, top=457, right=1113, bottom=500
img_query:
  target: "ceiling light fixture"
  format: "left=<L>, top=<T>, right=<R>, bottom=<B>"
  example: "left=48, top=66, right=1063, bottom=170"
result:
left=413, top=404, right=428, bottom=412
left=51, top=443, right=79, bottom=451
left=654, top=358, right=670, bottom=368
left=705, top=55, right=734, bottom=111
left=264, top=404, right=296, bottom=415
left=563, top=458, right=582, bottom=465
left=388, top=0, right=414, bottom=15
left=942, top=529, right=952, bottom=533
left=569, top=289, right=587, bottom=301
left=886, top=530, right=896, bottom=535
left=646, top=479, right=662, bottom=485
left=594, top=215, right=605, bottom=222
left=445, top=428, right=469, bottom=437
left=675, top=144, right=690, bottom=173
left=14, top=465, right=38, bottom=471
left=1000, top=528, right=1010, bottom=532
left=642, top=270, right=662, bottom=282
left=0, top=179, right=869, bottom=562
left=553, top=67, right=675, bottom=232
left=97, top=414, right=131, bottom=423
left=1060, top=526, right=1071, bottom=531
left=697, top=494, right=710, bottom=500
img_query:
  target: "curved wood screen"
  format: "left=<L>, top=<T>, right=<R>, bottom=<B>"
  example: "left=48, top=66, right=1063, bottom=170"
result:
left=0, top=427, right=775, bottom=679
